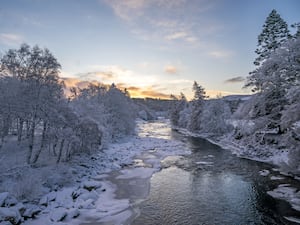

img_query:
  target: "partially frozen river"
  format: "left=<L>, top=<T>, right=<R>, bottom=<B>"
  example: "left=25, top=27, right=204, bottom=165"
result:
left=83, top=120, right=300, bottom=225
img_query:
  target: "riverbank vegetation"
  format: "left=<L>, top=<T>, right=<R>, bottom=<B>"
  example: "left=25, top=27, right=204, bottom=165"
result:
left=169, top=10, right=300, bottom=175
left=0, top=44, right=136, bottom=164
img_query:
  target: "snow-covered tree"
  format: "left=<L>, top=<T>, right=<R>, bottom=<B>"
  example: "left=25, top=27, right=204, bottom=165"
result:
left=200, top=99, right=233, bottom=135
left=169, top=93, right=187, bottom=127
left=0, top=44, right=64, bottom=163
left=253, top=9, right=290, bottom=66
left=104, top=84, right=136, bottom=140
left=245, top=9, right=299, bottom=133
left=291, top=22, right=300, bottom=39
left=188, top=81, right=207, bottom=131
left=246, top=37, right=300, bottom=131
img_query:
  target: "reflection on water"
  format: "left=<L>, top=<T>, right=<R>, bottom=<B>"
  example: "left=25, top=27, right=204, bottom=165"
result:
left=132, top=136, right=296, bottom=225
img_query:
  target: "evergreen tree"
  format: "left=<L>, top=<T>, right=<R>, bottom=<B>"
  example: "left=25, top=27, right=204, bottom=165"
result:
left=188, top=81, right=206, bottom=131
left=254, top=9, right=290, bottom=66
left=192, top=81, right=207, bottom=101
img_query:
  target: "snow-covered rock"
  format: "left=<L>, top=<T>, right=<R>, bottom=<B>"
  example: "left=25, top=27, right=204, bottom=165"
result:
left=22, top=204, right=41, bottom=219
left=82, top=181, right=102, bottom=191
left=49, top=208, right=67, bottom=222
left=77, top=190, right=98, bottom=202
left=259, top=169, right=270, bottom=176
left=12, top=203, right=26, bottom=216
left=0, top=207, right=21, bottom=224
left=270, top=175, right=284, bottom=180
left=39, top=191, right=57, bottom=206
left=68, top=208, right=80, bottom=219
left=3, top=199, right=17, bottom=208
left=74, top=198, right=95, bottom=209
left=0, top=193, right=17, bottom=207
left=0, top=193, right=9, bottom=207
left=0, top=221, right=13, bottom=225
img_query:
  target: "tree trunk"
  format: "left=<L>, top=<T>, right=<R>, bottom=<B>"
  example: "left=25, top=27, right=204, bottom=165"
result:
left=27, top=119, right=36, bottom=164
left=56, top=139, right=65, bottom=163
left=52, top=136, right=58, bottom=156
left=31, top=121, right=47, bottom=164
left=26, top=120, right=31, bottom=139
left=64, top=141, right=71, bottom=161
left=17, top=118, right=24, bottom=144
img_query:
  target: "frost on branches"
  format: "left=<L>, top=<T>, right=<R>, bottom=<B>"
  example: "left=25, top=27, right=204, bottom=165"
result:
left=0, top=44, right=137, bottom=165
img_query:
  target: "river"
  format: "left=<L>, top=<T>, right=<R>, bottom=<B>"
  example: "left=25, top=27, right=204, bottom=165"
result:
left=83, top=120, right=300, bottom=225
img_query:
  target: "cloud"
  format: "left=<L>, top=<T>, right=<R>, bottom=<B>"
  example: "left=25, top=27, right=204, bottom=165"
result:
left=164, top=65, right=178, bottom=74
left=77, top=71, right=115, bottom=81
left=62, top=77, right=171, bottom=99
left=165, top=32, right=188, bottom=40
left=224, top=76, right=245, bottom=83
left=105, top=0, right=149, bottom=21
left=140, top=90, right=170, bottom=99
left=0, top=33, right=23, bottom=46
left=209, top=50, right=233, bottom=58
left=104, top=0, right=216, bottom=46
left=61, top=77, right=103, bottom=97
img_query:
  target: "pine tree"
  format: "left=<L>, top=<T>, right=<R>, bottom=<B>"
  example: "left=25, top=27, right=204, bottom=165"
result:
left=254, top=9, right=290, bottom=66
left=192, top=81, right=207, bottom=101
left=188, top=81, right=206, bottom=131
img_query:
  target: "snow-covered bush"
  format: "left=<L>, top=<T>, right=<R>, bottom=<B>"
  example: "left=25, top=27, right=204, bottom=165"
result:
left=280, top=86, right=300, bottom=131
left=199, top=99, right=233, bottom=135
left=104, top=84, right=136, bottom=140
left=169, top=93, right=188, bottom=127
left=75, top=119, right=102, bottom=153
left=178, top=105, right=190, bottom=128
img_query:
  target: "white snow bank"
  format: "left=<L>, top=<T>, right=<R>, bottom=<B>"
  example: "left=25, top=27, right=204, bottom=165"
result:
left=195, top=161, right=213, bottom=165
left=267, top=184, right=300, bottom=212
left=285, top=216, right=300, bottom=224
left=270, top=176, right=285, bottom=180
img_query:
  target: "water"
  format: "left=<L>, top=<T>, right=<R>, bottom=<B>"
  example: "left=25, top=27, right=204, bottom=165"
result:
left=131, top=126, right=300, bottom=225
left=81, top=120, right=300, bottom=225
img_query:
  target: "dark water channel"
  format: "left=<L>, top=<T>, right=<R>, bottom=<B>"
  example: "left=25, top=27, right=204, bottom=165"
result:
left=132, top=131, right=300, bottom=225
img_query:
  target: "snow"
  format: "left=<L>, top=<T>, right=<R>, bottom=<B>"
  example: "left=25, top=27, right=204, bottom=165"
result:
left=16, top=119, right=189, bottom=225
left=284, top=216, right=300, bottom=224
left=49, top=208, right=67, bottom=222
left=0, top=193, right=9, bottom=207
left=259, top=169, right=270, bottom=176
left=270, top=175, right=285, bottom=180
left=195, top=161, right=213, bottom=165
left=82, top=181, right=102, bottom=191
left=0, top=207, right=21, bottom=224
left=267, top=185, right=300, bottom=212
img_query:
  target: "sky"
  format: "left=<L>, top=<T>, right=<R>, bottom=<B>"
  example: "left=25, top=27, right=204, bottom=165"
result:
left=0, top=0, right=299, bottom=99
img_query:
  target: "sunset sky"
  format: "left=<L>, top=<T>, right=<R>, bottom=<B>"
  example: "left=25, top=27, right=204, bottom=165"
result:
left=1, top=0, right=299, bottom=99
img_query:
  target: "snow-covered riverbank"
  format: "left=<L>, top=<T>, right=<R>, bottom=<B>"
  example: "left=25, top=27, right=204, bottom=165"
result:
left=0, top=119, right=189, bottom=225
